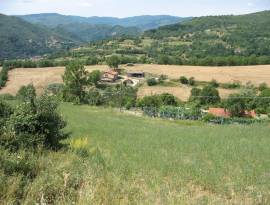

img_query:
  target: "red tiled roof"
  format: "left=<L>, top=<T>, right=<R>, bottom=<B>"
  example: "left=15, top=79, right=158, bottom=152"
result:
left=208, top=108, right=257, bottom=118
left=209, top=108, right=231, bottom=118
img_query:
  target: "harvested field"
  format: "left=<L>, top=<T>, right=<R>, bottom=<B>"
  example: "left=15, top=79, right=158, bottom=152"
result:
left=0, top=66, right=108, bottom=95
left=1, top=64, right=269, bottom=96
left=124, top=64, right=270, bottom=85
left=138, top=85, right=239, bottom=101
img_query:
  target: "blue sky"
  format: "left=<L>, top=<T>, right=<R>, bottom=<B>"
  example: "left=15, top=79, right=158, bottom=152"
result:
left=0, top=0, right=269, bottom=17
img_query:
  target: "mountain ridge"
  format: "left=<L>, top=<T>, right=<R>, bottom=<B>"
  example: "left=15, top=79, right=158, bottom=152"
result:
left=17, top=13, right=189, bottom=30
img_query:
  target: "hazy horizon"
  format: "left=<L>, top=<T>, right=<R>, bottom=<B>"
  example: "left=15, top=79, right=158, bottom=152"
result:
left=0, top=0, right=270, bottom=18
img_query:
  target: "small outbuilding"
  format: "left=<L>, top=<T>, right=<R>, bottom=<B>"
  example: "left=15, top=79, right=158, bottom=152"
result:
left=127, top=71, right=145, bottom=78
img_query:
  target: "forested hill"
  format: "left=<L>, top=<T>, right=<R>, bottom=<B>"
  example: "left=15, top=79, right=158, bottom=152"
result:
left=0, top=14, right=76, bottom=60
left=144, top=11, right=270, bottom=58
left=53, top=24, right=141, bottom=42
left=18, top=13, right=188, bottom=30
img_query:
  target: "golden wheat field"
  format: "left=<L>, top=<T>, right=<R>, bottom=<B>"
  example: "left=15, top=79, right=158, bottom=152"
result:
left=1, top=64, right=270, bottom=99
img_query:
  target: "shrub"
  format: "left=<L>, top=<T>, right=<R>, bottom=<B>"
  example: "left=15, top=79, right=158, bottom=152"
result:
left=147, top=78, right=158, bottom=86
left=254, top=88, right=270, bottom=114
left=199, top=85, right=221, bottom=105
left=16, top=84, right=36, bottom=102
left=88, top=70, right=101, bottom=86
left=258, top=83, right=268, bottom=92
left=225, top=93, right=247, bottom=117
left=0, top=93, right=15, bottom=101
left=180, top=76, right=188, bottom=84
left=189, top=87, right=202, bottom=102
left=2, top=94, right=67, bottom=150
left=188, top=77, right=196, bottom=86
left=221, top=81, right=241, bottom=89
left=209, top=79, right=219, bottom=88
left=85, top=88, right=102, bottom=105
left=0, top=100, right=13, bottom=129
left=46, top=83, right=64, bottom=96
left=137, top=93, right=179, bottom=108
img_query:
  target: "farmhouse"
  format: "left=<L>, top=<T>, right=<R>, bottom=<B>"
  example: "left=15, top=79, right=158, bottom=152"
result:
left=127, top=71, right=145, bottom=78
left=101, top=70, right=118, bottom=82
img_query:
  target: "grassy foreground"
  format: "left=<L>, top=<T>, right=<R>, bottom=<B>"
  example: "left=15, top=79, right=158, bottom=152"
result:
left=60, top=103, right=270, bottom=204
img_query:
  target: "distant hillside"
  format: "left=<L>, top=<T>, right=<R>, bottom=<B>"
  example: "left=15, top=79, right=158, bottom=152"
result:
left=52, top=11, right=270, bottom=66
left=144, top=11, right=270, bottom=58
left=18, top=13, right=188, bottom=30
left=0, top=14, right=76, bottom=60
left=53, top=24, right=141, bottom=42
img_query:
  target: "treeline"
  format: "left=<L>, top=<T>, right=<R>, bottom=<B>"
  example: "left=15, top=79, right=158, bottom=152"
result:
left=155, top=55, right=270, bottom=66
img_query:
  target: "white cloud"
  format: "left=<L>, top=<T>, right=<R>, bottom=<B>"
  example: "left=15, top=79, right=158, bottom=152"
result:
left=247, top=2, right=254, bottom=6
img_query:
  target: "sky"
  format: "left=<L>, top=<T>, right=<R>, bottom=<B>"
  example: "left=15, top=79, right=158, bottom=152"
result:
left=0, top=0, right=270, bottom=17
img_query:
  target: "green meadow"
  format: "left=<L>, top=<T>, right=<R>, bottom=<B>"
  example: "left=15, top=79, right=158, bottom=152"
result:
left=60, top=103, right=270, bottom=204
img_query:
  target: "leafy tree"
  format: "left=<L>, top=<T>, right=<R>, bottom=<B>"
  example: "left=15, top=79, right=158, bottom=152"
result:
left=88, top=70, right=101, bottom=86
left=62, top=61, right=88, bottom=103
left=106, top=55, right=120, bottom=69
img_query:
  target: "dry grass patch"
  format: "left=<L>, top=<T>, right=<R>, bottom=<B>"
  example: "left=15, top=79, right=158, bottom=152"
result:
left=124, top=64, right=270, bottom=85
left=0, top=66, right=108, bottom=95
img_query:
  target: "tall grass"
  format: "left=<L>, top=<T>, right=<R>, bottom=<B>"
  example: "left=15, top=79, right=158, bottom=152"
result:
left=59, top=103, right=270, bottom=204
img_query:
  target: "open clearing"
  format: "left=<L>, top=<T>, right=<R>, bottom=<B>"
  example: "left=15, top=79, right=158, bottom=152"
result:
left=61, top=104, right=270, bottom=204
left=1, top=64, right=270, bottom=97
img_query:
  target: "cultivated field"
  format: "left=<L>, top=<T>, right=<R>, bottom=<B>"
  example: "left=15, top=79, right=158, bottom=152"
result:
left=60, top=104, right=270, bottom=204
left=1, top=64, right=270, bottom=98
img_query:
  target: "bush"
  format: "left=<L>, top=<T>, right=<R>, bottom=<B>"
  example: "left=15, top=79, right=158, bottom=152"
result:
left=199, top=86, right=221, bottom=105
left=137, top=93, right=179, bottom=108
left=221, top=81, right=241, bottom=89
left=88, top=70, right=101, bottom=86
left=189, top=88, right=202, bottom=102
left=0, top=100, right=13, bottom=129
left=147, top=78, right=158, bottom=86
left=46, top=83, right=64, bottom=96
left=258, top=83, right=268, bottom=92
left=0, top=93, right=15, bottom=101
left=188, top=77, right=195, bottom=86
left=180, top=76, right=188, bottom=84
left=16, top=84, right=36, bottom=102
left=209, top=79, right=219, bottom=88
left=2, top=94, right=67, bottom=150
